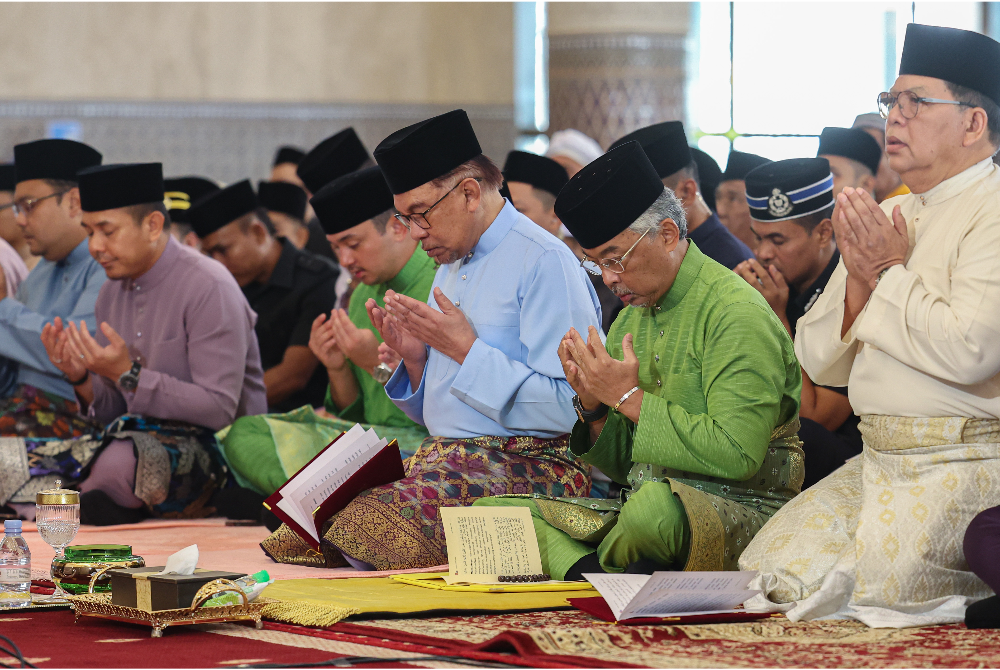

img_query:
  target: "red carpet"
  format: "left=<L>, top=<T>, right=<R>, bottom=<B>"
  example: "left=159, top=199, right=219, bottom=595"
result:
left=0, top=609, right=417, bottom=668
left=269, top=609, right=1000, bottom=668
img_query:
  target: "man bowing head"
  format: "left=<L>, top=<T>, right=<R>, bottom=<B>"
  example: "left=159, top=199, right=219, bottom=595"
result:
left=476, top=141, right=803, bottom=580
left=304, top=110, right=602, bottom=572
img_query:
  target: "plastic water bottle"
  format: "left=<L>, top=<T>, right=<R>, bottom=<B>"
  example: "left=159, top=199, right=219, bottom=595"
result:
left=0, top=519, right=31, bottom=608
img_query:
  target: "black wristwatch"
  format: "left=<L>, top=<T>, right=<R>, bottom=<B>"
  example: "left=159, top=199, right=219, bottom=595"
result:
left=118, top=361, right=142, bottom=392
left=573, top=395, right=608, bottom=423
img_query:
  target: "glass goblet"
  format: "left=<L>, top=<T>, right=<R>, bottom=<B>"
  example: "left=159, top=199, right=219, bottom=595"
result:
left=35, top=481, right=80, bottom=602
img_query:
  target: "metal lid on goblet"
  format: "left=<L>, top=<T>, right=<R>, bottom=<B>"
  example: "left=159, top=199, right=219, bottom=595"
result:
left=37, top=480, right=80, bottom=506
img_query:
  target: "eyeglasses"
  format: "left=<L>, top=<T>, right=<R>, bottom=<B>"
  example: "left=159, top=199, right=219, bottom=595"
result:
left=580, top=227, right=651, bottom=276
left=12, top=190, right=70, bottom=217
left=877, top=90, right=973, bottom=120
left=393, top=178, right=478, bottom=230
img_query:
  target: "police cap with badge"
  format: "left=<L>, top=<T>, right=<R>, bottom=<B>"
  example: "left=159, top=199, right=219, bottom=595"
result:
left=164, top=176, right=220, bottom=225
left=744, top=158, right=834, bottom=223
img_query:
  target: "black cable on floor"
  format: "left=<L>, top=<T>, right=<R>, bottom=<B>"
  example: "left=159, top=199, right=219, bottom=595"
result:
left=0, top=634, right=36, bottom=669
left=241, top=654, right=522, bottom=668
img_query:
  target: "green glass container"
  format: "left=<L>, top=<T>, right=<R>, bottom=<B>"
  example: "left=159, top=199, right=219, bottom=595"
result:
left=51, top=544, right=145, bottom=595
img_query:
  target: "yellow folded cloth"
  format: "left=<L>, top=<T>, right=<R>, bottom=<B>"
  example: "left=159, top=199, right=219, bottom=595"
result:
left=260, top=575, right=596, bottom=627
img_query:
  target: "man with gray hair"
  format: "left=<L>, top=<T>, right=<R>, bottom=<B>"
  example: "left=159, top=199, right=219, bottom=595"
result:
left=475, top=141, right=803, bottom=580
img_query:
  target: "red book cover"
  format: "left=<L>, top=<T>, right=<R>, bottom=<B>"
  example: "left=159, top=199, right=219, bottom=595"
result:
left=567, top=596, right=781, bottom=625
left=263, top=433, right=404, bottom=550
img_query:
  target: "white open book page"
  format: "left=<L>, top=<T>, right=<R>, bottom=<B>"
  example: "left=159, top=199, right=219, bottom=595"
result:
left=275, top=424, right=384, bottom=543
left=440, top=506, right=544, bottom=584
left=584, top=571, right=760, bottom=621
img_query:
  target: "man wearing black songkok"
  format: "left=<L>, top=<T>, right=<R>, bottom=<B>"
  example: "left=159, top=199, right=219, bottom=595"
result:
left=258, top=180, right=310, bottom=250
left=610, top=122, right=753, bottom=270
left=816, top=126, right=880, bottom=198
left=715, top=150, right=770, bottom=253
left=164, top=176, right=219, bottom=249
left=192, top=180, right=339, bottom=413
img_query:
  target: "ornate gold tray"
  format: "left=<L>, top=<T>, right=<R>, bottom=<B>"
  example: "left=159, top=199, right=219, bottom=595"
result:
left=69, top=577, right=274, bottom=637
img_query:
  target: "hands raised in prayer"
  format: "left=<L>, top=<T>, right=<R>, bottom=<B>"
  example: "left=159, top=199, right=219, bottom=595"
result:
left=309, top=312, right=348, bottom=372
left=834, top=187, right=908, bottom=291
left=41, top=317, right=88, bottom=382
left=366, top=294, right=427, bottom=369
left=64, top=321, right=133, bottom=383
left=377, top=342, right=402, bottom=375
left=558, top=326, right=642, bottom=421
left=735, top=259, right=790, bottom=331
left=372, top=288, right=477, bottom=365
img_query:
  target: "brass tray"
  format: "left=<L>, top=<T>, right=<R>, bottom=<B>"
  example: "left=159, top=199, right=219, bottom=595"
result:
left=69, top=577, right=273, bottom=638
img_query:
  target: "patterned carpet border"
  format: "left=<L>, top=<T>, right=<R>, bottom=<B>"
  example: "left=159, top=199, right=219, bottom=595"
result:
left=267, top=610, right=1000, bottom=668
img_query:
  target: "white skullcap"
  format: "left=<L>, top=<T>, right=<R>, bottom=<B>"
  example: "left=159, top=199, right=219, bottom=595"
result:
left=852, top=113, right=885, bottom=132
left=546, top=129, right=604, bottom=167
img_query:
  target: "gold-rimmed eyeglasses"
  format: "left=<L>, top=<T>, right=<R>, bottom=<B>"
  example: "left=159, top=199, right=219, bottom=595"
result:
left=877, top=90, right=973, bottom=120
left=12, top=190, right=70, bottom=218
left=580, top=227, right=651, bottom=276
left=393, top=178, right=480, bottom=230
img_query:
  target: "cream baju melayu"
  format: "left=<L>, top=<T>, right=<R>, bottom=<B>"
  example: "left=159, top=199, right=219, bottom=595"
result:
left=741, top=158, right=1000, bottom=627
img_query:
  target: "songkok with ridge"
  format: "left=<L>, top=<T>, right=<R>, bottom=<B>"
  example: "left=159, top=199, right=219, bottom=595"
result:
left=77, top=163, right=164, bottom=213
left=817, top=127, right=882, bottom=176
left=745, top=158, right=834, bottom=223
left=189, top=179, right=259, bottom=238
left=609, top=121, right=691, bottom=180
left=164, top=177, right=220, bottom=225
left=311, top=166, right=395, bottom=235
left=853, top=112, right=885, bottom=133
left=0, top=163, right=15, bottom=191
left=258, top=181, right=308, bottom=221
left=14, top=139, right=102, bottom=184
left=273, top=145, right=306, bottom=167
left=297, top=128, right=370, bottom=194
left=374, top=109, right=482, bottom=195
left=555, top=141, right=665, bottom=250
left=721, top=151, right=771, bottom=182
left=502, top=151, right=569, bottom=198
left=898, top=23, right=1000, bottom=106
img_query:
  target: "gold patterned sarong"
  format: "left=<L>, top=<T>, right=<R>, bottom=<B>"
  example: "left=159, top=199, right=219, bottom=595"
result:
left=496, top=419, right=804, bottom=571
left=740, top=415, right=1000, bottom=626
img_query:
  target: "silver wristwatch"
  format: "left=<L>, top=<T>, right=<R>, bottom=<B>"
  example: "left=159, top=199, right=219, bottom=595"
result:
left=372, top=362, right=394, bottom=385
left=118, top=361, right=142, bottom=392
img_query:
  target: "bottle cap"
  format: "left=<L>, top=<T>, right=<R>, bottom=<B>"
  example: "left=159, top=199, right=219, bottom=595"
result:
left=4, top=520, right=21, bottom=532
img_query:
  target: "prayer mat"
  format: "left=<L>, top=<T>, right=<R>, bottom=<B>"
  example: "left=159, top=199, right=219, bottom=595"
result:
left=0, top=384, right=101, bottom=439
left=0, top=609, right=419, bottom=668
left=259, top=576, right=596, bottom=627
left=216, top=405, right=429, bottom=495
left=281, top=610, right=1000, bottom=669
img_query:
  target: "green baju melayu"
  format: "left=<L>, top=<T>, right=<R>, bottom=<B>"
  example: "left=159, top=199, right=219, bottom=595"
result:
left=217, top=248, right=437, bottom=496
left=475, top=241, right=804, bottom=579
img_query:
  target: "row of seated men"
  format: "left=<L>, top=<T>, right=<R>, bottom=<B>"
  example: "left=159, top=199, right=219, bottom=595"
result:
left=0, top=21, right=997, bottom=626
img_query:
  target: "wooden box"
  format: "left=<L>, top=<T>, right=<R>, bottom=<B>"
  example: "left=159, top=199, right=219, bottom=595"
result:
left=109, top=567, right=245, bottom=612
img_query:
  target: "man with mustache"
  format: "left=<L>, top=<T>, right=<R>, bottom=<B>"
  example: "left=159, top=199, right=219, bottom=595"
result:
left=475, top=141, right=803, bottom=580
left=741, top=23, right=1000, bottom=626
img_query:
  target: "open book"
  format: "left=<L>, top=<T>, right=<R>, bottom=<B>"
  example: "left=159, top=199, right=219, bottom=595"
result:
left=263, top=424, right=404, bottom=549
left=440, top=506, right=553, bottom=585
left=583, top=571, right=761, bottom=621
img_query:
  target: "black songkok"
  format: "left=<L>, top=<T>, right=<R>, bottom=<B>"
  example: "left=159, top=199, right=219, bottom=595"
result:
left=609, top=121, right=691, bottom=180
left=0, top=164, right=15, bottom=192
left=258, top=181, right=308, bottom=221
left=502, top=151, right=569, bottom=198
left=898, top=23, right=1000, bottom=106
left=14, top=139, right=102, bottom=184
left=296, top=128, right=370, bottom=194
left=721, top=151, right=771, bottom=182
left=164, top=177, right=220, bottom=225
left=189, top=179, right=258, bottom=238
left=273, top=145, right=306, bottom=167
left=817, top=127, right=882, bottom=176
left=690, top=147, right=722, bottom=211
left=374, top=110, right=482, bottom=195
left=555, top=141, right=665, bottom=250
left=745, top=158, right=834, bottom=223
left=311, top=166, right=395, bottom=236
left=77, top=163, right=164, bottom=213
